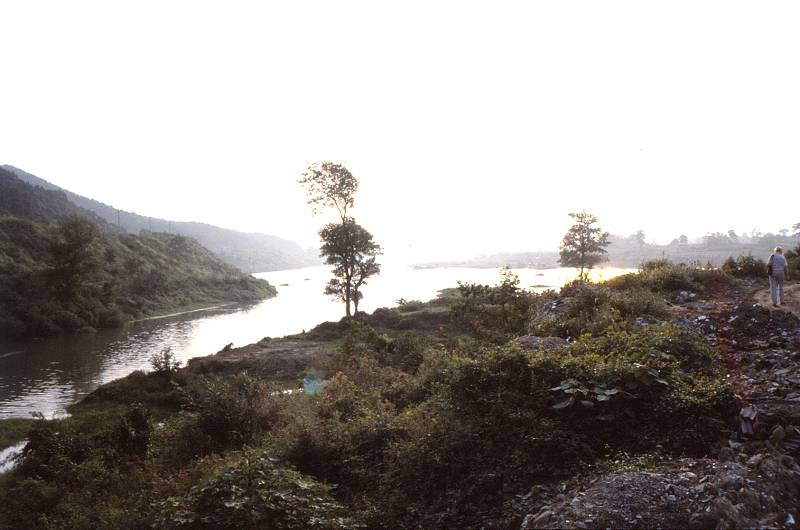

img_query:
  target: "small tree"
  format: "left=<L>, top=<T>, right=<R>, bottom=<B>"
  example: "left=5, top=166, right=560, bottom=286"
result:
left=559, top=211, right=610, bottom=281
left=319, top=219, right=382, bottom=317
left=678, top=234, right=689, bottom=245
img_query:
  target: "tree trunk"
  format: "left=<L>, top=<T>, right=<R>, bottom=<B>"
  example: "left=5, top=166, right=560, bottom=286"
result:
left=344, top=273, right=352, bottom=317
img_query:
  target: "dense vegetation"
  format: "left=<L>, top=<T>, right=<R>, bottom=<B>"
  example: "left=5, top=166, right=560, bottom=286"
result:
left=0, top=261, right=741, bottom=528
left=3, top=165, right=319, bottom=272
left=0, top=169, right=276, bottom=337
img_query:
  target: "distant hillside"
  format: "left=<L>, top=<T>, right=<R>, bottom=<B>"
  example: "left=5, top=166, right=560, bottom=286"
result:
left=0, top=169, right=276, bottom=337
left=2, top=165, right=320, bottom=273
left=415, top=251, right=560, bottom=270
left=415, top=233, right=800, bottom=270
left=0, top=166, right=111, bottom=227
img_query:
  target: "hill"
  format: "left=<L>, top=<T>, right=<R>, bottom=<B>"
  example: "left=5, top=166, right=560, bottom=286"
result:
left=0, top=169, right=276, bottom=337
left=2, top=165, right=320, bottom=272
left=0, top=166, right=111, bottom=227
left=415, top=233, right=799, bottom=270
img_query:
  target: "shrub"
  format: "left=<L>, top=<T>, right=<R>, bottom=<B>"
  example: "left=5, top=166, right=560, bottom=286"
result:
left=721, top=255, right=767, bottom=278
left=149, top=347, right=182, bottom=374
left=155, top=448, right=359, bottom=529
left=608, top=260, right=734, bottom=294
left=450, top=268, right=541, bottom=343
left=182, top=373, right=282, bottom=451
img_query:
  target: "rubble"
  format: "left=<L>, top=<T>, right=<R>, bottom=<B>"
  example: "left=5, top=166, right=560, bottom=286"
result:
left=520, top=286, right=800, bottom=529
left=522, top=456, right=800, bottom=529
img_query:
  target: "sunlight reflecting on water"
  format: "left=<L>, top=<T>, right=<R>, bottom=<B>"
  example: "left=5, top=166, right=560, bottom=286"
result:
left=0, top=265, right=632, bottom=418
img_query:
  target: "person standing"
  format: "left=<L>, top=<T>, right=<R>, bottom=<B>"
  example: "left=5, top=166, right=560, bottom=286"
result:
left=768, top=247, right=790, bottom=307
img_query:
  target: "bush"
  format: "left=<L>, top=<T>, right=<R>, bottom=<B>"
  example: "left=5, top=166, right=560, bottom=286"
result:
left=183, top=373, right=282, bottom=451
left=721, top=255, right=767, bottom=278
left=155, top=448, right=359, bottom=529
left=149, top=347, right=182, bottom=374
left=450, top=268, right=541, bottom=343
left=607, top=260, right=734, bottom=295
left=529, top=282, right=667, bottom=338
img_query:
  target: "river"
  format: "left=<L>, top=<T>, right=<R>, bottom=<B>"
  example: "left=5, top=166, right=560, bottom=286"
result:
left=0, top=265, right=632, bottom=418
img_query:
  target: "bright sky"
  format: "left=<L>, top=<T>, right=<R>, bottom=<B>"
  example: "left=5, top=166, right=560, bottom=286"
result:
left=2, top=1, right=799, bottom=263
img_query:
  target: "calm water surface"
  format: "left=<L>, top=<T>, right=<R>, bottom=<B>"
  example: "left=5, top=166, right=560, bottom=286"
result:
left=0, top=265, right=632, bottom=418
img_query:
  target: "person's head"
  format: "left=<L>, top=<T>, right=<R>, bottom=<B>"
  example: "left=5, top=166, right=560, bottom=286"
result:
left=775, top=246, right=784, bottom=255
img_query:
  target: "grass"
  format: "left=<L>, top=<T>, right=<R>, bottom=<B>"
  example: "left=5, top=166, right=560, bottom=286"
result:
left=0, top=418, right=36, bottom=451
left=137, top=301, right=239, bottom=320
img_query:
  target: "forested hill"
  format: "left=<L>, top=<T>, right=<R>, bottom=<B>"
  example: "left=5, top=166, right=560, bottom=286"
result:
left=0, top=166, right=111, bottom=227
left=2, top=165, right=320, bottom=273
left=0, top=169, right=276, bottom=337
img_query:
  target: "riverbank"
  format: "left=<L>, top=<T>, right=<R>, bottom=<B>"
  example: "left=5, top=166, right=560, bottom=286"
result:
left=4, top=263, right=798, bottom=528
left=0, top=266, right=635, bottom=420
left=135, top=301, right=239, bottom=321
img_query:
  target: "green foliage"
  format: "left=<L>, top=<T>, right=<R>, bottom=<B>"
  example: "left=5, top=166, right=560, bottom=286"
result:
left=785, top=244, right=800, bottom=275
left=0, top=265, right=742, bottom=529
left=559, top=211, right=611, bottom=280
left=299, top=161, right=358, bottom=222
left=0, top=407, right=156, bottom=530
left=607, top=259, right=733, bottom=294
left=530, top=280, right=667, bottom=338
left=300, top=162, right=381, bottom=317
left=153, top=374, right=282, bottom=466
left=156, top=448, right=358, bottom=529
left=0, top=418, right=36, bottom=451
left=0, top=215, right=275, bottom=337
left=48, top=215, right=101, bottom=299
left=721, top=254, right=768, bottom=278
left=149, top=347, right=182, bottom=375
left=451, top=267, right=542, bottom=343
left=319, top=219, right=382, bottom=316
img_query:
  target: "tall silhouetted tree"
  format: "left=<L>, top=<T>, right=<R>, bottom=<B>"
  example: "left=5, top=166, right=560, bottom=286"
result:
left=559, top=211, right=610, bottom=281
left=299, top=162, right=381, bottom=317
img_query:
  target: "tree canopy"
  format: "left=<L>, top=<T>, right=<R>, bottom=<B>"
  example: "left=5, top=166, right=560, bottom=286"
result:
left=319, top=219, right=381, bottom=316
left=298, top=162, right=358, bottom=222
left=559, top=211, right=610, bottom=280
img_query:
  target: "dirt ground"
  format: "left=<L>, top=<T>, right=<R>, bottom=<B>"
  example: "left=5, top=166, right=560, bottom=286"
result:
left=755, top=281, right=800, bottom=316
left=524, top=282, right=800, bottom=529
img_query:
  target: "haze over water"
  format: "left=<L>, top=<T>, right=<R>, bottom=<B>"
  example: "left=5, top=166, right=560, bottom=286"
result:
left=0, top=265, right=631, bottom=418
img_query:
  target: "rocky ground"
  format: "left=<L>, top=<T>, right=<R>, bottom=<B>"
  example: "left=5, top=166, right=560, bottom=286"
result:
left=185, top=336, right=337, bottom=384
left=523, top=283, right=800, bottom=529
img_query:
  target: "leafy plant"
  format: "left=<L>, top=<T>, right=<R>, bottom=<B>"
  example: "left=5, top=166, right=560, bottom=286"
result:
left=156, top=448, right=359, bottom=529
left=149, top=347, right=182, bottom=374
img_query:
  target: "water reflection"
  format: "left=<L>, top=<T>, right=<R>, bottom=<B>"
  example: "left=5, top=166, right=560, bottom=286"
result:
left=0, top=265, right=632, bottom=418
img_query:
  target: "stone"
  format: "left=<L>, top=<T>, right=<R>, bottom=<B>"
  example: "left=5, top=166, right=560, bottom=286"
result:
left=770, top=425, right=786, bottom=446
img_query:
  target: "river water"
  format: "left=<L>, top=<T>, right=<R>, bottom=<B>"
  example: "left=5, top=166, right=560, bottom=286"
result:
left=0, top=265, right=632, bottom=418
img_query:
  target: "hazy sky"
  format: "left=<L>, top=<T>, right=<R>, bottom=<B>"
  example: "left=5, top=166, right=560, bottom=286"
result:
left=2, top=1, right=799, bottom=263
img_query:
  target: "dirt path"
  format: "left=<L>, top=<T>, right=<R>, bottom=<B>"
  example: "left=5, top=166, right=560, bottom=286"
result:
left=754, top=281, right=800, bottom=316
